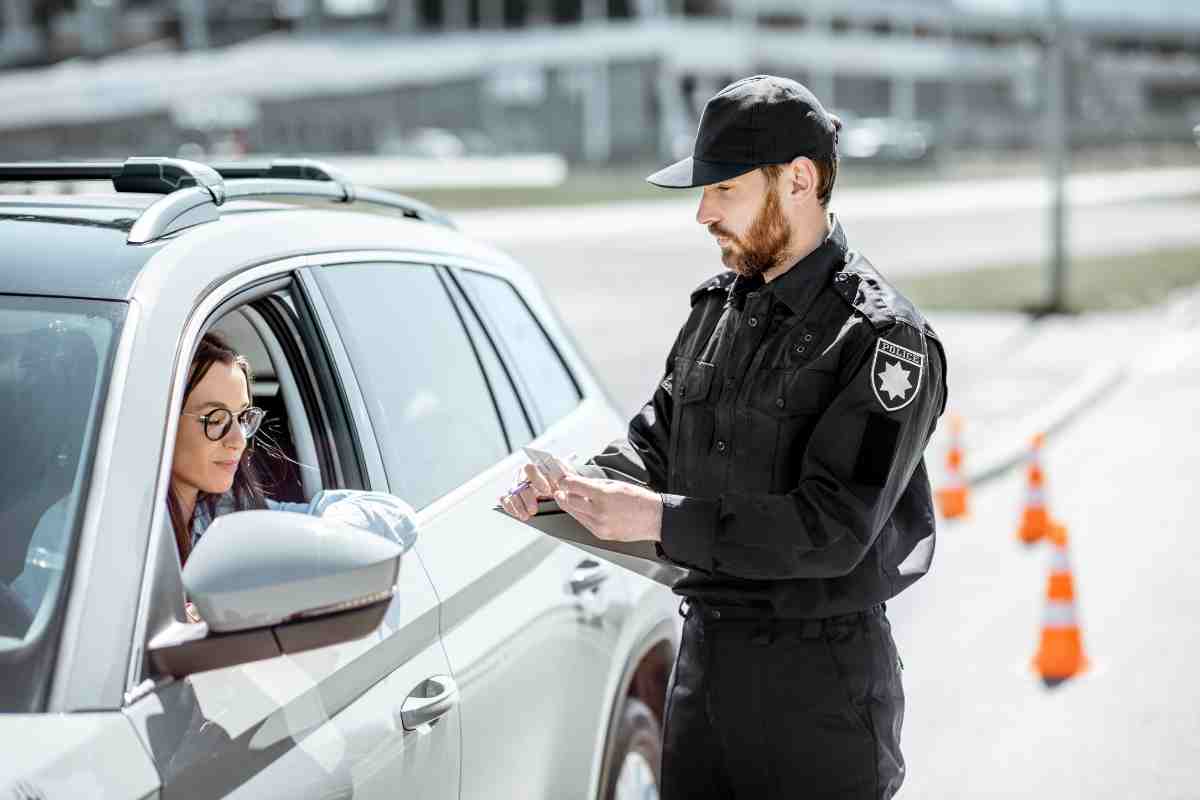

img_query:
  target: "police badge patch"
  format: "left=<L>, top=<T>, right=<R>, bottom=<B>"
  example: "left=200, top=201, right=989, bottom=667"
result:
left=872, top=337, right=923, bottom=412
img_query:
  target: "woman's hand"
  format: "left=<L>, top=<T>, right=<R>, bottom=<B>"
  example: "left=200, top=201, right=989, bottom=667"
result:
left=185, top=601, right=203, bottom=624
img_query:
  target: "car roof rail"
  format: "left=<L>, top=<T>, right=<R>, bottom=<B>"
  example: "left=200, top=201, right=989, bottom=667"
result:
left=209, top=158, right=454, bottom=230
left=0, top=156, right=454, bottom=244
left=0, top=157, right=227, bottom=202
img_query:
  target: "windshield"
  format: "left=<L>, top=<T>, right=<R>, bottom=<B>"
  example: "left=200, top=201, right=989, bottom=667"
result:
left=0, top=296, right=124, bottom=654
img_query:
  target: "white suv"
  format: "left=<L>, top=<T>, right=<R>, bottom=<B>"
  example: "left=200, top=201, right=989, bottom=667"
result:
left=0, top=158, right=678, bottom=800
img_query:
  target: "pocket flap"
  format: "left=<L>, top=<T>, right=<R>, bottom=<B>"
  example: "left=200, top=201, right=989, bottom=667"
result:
left=752, top=367, right=835, bottom=416
left=675, top=358, right=716, bottom=404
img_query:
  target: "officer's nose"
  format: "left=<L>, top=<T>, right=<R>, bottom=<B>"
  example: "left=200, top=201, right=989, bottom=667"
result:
left=696, top=188, right=720, bottom=228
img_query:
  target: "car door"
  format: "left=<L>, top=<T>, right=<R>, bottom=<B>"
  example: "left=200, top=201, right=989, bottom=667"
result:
left=123, top=276, right=460, bottom=800
left=307, top=257, right=627, bottom=799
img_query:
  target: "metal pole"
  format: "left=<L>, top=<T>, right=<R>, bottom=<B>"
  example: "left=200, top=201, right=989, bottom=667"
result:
left=1045, top=0, right=1068, bottom=313
left=178, top=0, right=210, bottom=51
left=479, top=0, right=504, bottom=29
left=387, top=0, right=418, bottom=32
left=79, top=0, right=110, bottom=56
left=525, top=0, right=552, bottom=26
left=2, top=0, right=42, bottom=62
left=580, top=0, right=611, bottom=164
left=302, top=0, right=322, bottom=33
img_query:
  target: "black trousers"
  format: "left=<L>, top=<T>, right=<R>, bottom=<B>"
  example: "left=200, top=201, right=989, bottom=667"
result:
left=660, top=600, right=906, bottom=800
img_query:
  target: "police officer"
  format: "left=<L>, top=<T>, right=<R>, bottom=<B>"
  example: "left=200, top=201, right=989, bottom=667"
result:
left=500, top=75, right=948, bottom=800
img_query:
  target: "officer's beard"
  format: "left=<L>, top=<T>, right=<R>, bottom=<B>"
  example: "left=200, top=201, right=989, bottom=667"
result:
left=711, top=184, right=792, bottom=280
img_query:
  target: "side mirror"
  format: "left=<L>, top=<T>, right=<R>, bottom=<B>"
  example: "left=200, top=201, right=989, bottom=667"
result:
left=148, top=510, right=404, bottom=678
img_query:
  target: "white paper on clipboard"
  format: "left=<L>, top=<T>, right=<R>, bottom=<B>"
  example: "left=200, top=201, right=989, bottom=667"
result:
left=492, top=498, right=689, bottom=589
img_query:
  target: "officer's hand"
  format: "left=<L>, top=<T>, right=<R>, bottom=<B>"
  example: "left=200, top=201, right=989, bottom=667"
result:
left=553, top=475, right=663, bottom=543
left=499, top=463, right=555, bottom=522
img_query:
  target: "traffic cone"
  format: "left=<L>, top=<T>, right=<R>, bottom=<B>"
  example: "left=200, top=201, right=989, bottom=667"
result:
left=1016, top=434, right=1051, bottom=545
left=936, top=415, right=970, bottom=519
left=1033, top=524, right=1088, bottom=688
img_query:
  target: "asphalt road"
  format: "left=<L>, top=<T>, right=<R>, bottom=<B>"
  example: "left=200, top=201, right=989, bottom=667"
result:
left=458, top=166, right=1200, bottom=419
left=893, top=301, right=1200, bottom=798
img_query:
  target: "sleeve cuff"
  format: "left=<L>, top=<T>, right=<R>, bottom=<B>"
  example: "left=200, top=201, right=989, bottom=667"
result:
left=577, top=462, right=608, bottom=480
left=658, top=493, right=719, bottom=572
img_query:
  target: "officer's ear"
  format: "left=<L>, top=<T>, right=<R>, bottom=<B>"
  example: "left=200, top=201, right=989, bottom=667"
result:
left=784, top=157, right=819, bottom=205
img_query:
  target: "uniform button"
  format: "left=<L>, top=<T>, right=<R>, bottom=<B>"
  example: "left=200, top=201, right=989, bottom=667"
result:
left=716, top=440, right=727, bottom=453
left=725, top=377, right=736, bottom=389
left=803, top=333, right=814, bottom=342
left=835, top=274, right=848, bottom=282
left=775, top=397, right=785, bottom=408
left=748, top=316, right=759, bottom=328
left=712, top=609, right=723, bottom=619
left=794, top=344, right=806, bottom=354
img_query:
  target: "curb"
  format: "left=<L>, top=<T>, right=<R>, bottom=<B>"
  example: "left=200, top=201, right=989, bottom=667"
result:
left=963, top=359, right=1127, bottom=487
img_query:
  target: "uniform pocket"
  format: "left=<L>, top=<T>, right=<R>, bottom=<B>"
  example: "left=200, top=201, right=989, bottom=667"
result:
left=744, top=367, right=832, bottom=491
left=671, top=358, right=717, bottom=490
left=675, top=357, right=716, bottom=405
left=751, top=366, right=836, bottom=418
left=821, top=627, right=877, bottom=740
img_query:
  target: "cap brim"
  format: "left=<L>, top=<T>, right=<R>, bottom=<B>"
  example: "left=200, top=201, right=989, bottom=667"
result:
left=645, top=157, right=760, bottom=189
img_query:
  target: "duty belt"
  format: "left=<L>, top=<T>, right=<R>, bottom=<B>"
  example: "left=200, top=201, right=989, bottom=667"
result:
left=679, top=597, right=886, bottom=639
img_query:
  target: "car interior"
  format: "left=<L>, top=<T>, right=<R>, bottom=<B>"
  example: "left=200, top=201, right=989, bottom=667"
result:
left=208, top=300, right=321, bottom=506
left=0, top=321, right=100, bottom=638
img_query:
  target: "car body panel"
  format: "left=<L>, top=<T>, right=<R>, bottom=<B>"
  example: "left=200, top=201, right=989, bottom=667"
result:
left=415, top=426, right=625, bottom=800
left=122, top=545, right=458, bottom=800
left=297, top=242, right=650, bottom=798
left=0, top=197, right=164, bottom=300
left=0, top=713, right=159, bottom=799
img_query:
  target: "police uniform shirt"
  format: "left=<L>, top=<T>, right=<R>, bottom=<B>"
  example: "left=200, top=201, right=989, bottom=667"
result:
left=586, top=215, right=949, bottom=618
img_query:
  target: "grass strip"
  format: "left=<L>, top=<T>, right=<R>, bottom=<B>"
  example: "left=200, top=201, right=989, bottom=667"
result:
left=894, top=247, right=1200, bottom=312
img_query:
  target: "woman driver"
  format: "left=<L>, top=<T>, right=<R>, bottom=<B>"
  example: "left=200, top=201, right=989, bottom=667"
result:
left=168, top=331, right=307, bottom=565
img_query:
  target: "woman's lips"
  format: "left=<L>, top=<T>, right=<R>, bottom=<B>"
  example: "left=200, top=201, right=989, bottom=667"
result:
left=214, top=459, right=239, bottom=474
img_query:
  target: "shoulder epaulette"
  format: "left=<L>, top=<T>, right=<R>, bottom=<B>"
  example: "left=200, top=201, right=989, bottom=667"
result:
left=832, top=252, right=924, bottom=331
left=689, top=270, right=737, bottom=306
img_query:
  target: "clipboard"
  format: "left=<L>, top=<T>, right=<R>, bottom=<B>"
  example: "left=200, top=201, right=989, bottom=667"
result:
left=492, top=498, right=689, bottom=588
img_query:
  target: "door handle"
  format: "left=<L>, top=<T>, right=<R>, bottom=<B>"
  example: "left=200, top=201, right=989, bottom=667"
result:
left=400, top=675, right=459, bottom=731
left=569, top=559, right=610, bottom=595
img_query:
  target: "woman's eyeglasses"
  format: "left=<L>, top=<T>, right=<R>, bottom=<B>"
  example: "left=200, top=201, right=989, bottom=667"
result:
left=180, top=406, right=265, bottom=442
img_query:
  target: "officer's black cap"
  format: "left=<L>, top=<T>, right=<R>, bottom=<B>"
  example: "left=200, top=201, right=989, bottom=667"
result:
left=647, top=75, right=841, bottom=189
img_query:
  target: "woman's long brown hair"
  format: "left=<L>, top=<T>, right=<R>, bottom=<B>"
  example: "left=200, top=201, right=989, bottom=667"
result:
left=167, top=332, right=268, bottom=565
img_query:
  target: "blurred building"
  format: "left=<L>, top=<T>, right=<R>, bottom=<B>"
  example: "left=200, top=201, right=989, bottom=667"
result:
left=0, top=0, right=1198, bottom=162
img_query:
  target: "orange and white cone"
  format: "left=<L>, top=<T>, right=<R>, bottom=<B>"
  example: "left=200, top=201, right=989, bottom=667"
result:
left=936, top=415, right=970, bottom=519
left=1017, top=434, right=1052, bottom=545
left=1033, top=524, right=1088, bottom=688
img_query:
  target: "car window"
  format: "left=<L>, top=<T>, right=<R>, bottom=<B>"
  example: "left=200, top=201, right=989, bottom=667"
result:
left=314, top=263, right=508, bottom=510
left=0, top=296, right=124, bottom=656
left=443, top=272, right=534, bottom=450
left=459, top=270, right=580, bottom=433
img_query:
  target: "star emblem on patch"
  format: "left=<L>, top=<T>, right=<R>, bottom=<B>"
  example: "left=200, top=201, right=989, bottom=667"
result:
left=871, top=338, right=924, bottom=411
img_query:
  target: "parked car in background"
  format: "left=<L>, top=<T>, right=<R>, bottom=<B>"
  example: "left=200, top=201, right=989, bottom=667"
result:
left=0, top=157, right=678, bottom=800
left=832, top=109, right=939, bottom=164
left=376, top=126, right=500, bottom=158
